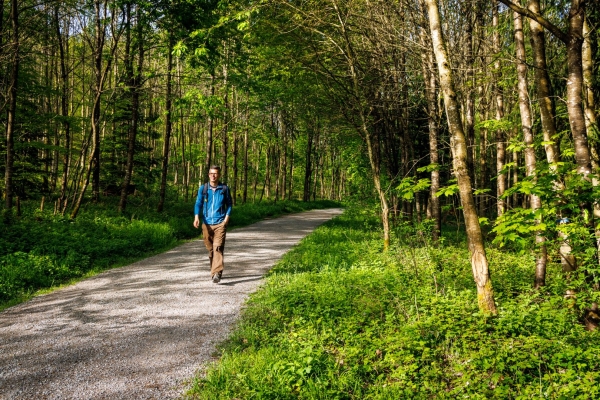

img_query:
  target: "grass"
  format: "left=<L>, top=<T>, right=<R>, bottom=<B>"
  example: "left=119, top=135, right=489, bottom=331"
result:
left=185, top=206, right=600, bottom=399
left=0, top=196, right=339, bottom=310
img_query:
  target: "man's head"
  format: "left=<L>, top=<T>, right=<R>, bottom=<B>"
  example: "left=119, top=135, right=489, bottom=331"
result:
left=208, top=165, right=221, bottom=186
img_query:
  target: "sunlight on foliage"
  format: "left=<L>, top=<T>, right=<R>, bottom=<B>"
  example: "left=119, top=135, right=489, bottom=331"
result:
left=186, top=206, right=600, bottom=399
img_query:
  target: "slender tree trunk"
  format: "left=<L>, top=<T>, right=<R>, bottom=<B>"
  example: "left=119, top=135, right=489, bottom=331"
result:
left=90, top=0, right=106, bottom=203
left=514, top=11, right=547, bottom=287
left=493, top=2, right=506, bottom=217
left=303, top=121, right=314, bottom=201
left=260, top=145, right=271, bottom=202
left=281, top=120, right=287, bottom=202
left=232, top=120, right=239, bottom=205
left=222, top=63, right=229, bottom=182
left=425, top=0, right=497, bottom=314
left=157, top=33, right=174, bottom=212
left=252, top=143, right=260, bottom=202
left=528, top=0, right=560, bottom=167
left=566, top=1, right=592, bottom=176
left=243, top=106, right=249, bottom=203
left=55, top=5, right=71, bottom=210
left=289, top=136, right=294, bottom=200
left=582, top=16, right=600, bottom=261
left=464, top=1, right=475, bottom=186
left=204, top=74, right=215, bottom=181
left=4, top=0, right=18, bottom=210
left=119, top=4, right=144, bottom=212
left=421, top=29, right=441, bottom=242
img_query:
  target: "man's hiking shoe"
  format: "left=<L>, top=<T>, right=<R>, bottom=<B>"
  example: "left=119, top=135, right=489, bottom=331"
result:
left=212, top=271, right=222, bottom=284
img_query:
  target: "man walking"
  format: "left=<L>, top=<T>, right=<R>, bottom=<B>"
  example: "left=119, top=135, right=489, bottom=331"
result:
left=194, top=165, right=233, bottom=283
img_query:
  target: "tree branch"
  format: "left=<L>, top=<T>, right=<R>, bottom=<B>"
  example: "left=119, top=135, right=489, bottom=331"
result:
left=498, top=0, right=568, bottom=44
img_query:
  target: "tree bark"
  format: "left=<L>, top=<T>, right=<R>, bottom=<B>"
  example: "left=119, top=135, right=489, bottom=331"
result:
left=303, top=119, right=314, bottom=202
left=499, top=0, right=592, bottom=175
left=528, top=0, right=560, bottom=167
left=90, top=0, right=106, bottom=203
left=157, top=33, right=174, bottom=212
left=425, top=0, right=497, bottom=314
left=493, top=2, right=507, bottom=217
left=204, top=74, right=215, bottom=183
left=582, top=16, right=600, bottom=261
left=421, top=28, right=441, bottom=242
left=232, top=112, right=239, bottom=205
left=243, top=106, right=249, bottom=203
left=514, top=11, right=547, bottom=288
left=464, top=0, right=476, bottom=186
left=55, top=4, right=71, bottom=211
left=119, top=3, right=144, bottom=212
left=566, top=1, right=592, bottom=176
left=4, top=0, right=18, bottom=210
left=222, top=62, right=229, bottom=182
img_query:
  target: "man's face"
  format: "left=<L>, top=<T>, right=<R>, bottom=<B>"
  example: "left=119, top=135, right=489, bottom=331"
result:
left=209, top=169, right=220, bottom=185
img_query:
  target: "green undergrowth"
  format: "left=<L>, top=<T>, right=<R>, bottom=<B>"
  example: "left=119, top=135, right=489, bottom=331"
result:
left=0, top=198, right=338, bottom=309
left=186, top=207, right=600, bottom=399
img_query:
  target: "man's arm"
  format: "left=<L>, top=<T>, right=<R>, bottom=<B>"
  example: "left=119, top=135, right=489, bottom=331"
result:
left=193, top=185, right=203, bottom=228
left=224, top=185, right=233, bottom=226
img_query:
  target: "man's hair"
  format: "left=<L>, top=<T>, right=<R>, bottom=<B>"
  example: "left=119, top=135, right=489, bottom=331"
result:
left=209, top=165, right=221, bottom=172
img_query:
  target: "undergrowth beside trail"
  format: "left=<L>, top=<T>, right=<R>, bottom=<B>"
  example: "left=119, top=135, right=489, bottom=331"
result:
left=0, top=198, right=338, bottom=308
left=187, top=207, right=600, bottom=399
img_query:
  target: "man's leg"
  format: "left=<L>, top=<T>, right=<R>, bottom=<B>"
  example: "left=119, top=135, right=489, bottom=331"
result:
left=202, top=223, right=214, bottom=270
left=210, top=221, right=227, bottom=276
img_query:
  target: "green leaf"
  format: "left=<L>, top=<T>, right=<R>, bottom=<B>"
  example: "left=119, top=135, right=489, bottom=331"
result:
left=436, top=184, right=459, bottom=197
left=417, top=163, right=439, bottom=173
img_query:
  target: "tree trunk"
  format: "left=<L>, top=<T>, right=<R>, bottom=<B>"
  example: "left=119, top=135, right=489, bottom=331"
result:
left=464, top=1, right=475, bottom=186
left=303, top=121, right=314, bottom=201
left=222, top=63, right=229, bottom=182
left=493, top=2, right=507, bottom=217
left=232, top=117, right=239, bottom=205
left=289, top=136, right=295, bottom=200
left=91, top=0, right=105, bottom=203
left=55, top=4, right=71, bottom=211
left=582, top=16, right=600, bottom=261
left=514, top=11, right=547, bottom=287
left=421, top=29, right=441, bottom=242
left=157, top=33, right=174, bottom=212
left=119, top=4, right=144, bottom=212
left=243, top=106, right=249, bottom=203
left=425, top=0, right=497, bottom=314
left=566, top=1, right=592, bottom=176
left=528, top=0, right=560, bottom=167
left=4, top=0, right=18, bottom=210
left=204, top=74, right=215, bottom=182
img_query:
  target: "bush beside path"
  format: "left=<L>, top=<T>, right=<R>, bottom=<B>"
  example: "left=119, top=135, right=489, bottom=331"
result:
left=0, top=208, right=343, bottom=399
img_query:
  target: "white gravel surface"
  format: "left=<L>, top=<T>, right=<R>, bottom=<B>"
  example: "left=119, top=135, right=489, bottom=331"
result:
left=0, top=208, right=343, bottom=400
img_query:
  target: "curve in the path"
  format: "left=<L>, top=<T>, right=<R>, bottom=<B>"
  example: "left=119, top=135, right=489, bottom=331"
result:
left=0, top=208, right=343, bottom=400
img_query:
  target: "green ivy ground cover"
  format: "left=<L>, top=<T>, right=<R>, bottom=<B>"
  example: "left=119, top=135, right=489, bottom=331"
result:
left=0, top=199, right=339, bottom=308
left=187, top=207, right=600, bottom=399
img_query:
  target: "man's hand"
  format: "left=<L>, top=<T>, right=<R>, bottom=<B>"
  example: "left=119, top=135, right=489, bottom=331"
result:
left=193, top=215, right=200, bottom=229
left=224, top=215, right=230, bottom=227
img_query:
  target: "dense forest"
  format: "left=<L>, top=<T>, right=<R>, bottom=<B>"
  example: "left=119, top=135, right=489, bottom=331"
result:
left=2, top=0, right=600, bottom=396
left=3, top=0, right=599, bottom=313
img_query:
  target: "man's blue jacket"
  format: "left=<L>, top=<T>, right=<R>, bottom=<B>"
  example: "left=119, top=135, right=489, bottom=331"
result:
left=194, top=183, right=233, bottom=225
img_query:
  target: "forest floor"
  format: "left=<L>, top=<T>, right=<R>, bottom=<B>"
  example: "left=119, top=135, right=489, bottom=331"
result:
left=0, top=208, right=343, bottom=399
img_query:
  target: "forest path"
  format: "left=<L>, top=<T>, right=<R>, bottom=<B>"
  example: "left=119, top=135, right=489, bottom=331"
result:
left=0, top=208, right=343, bottom=399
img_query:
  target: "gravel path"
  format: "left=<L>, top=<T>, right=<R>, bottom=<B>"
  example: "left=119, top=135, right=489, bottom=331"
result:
left=0, top=208, right=343, bottom=399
